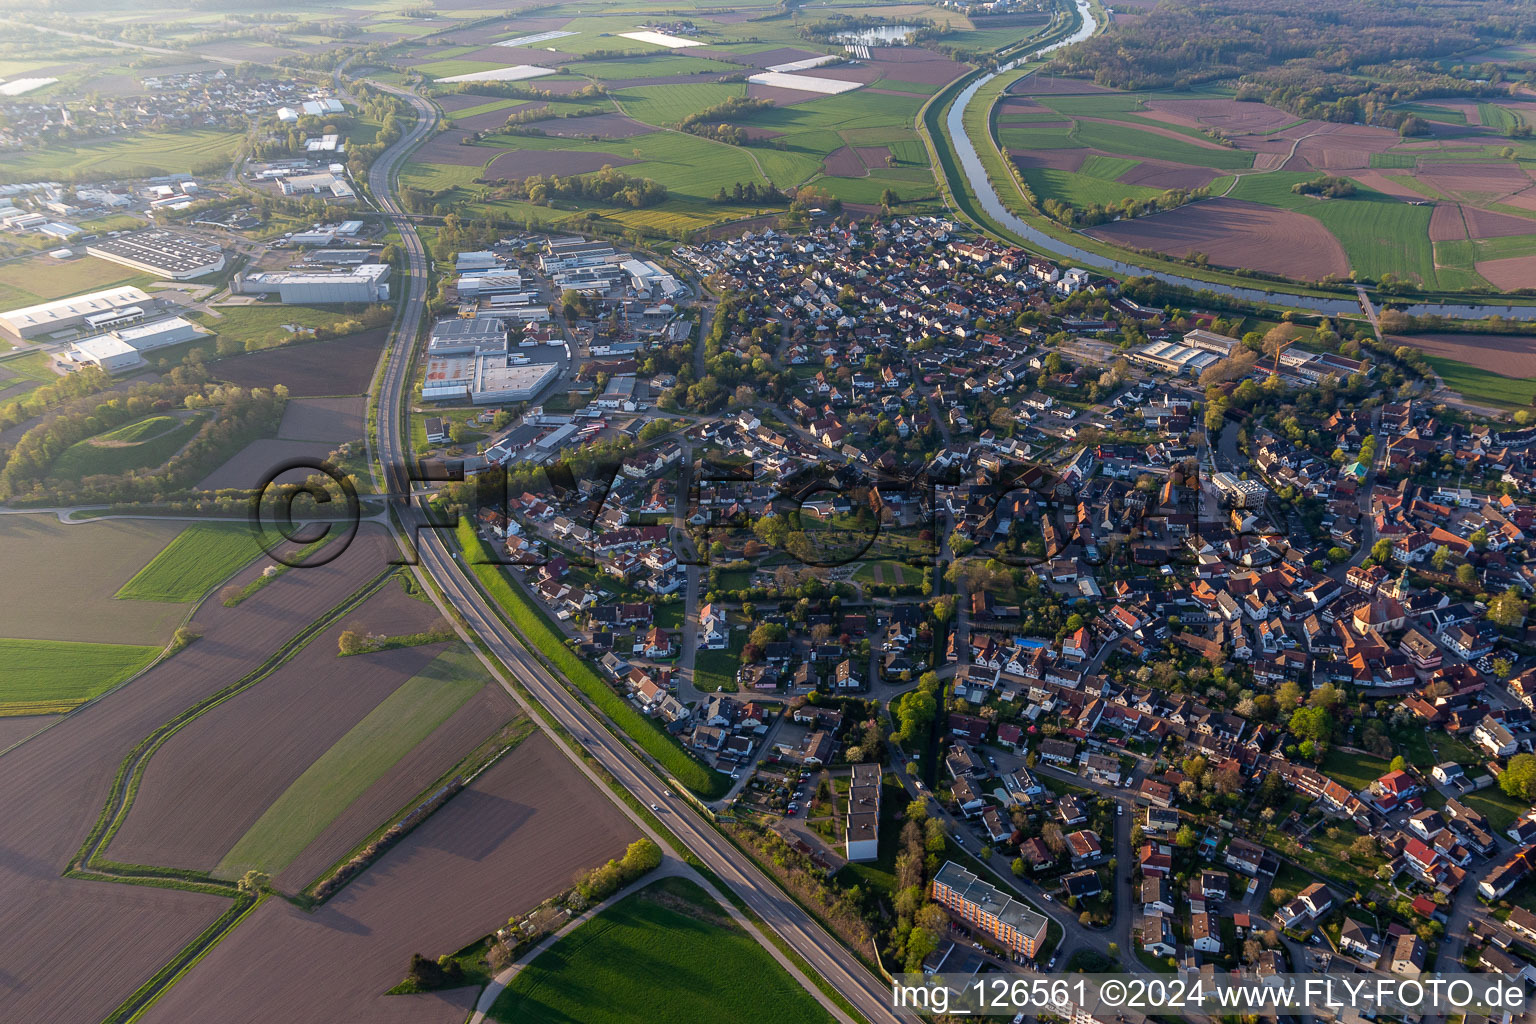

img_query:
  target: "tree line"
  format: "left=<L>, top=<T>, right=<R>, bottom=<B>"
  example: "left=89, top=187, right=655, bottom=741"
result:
left=486, top=165, right=669, bottom=209
left=679, top=96, right=775, bottom=145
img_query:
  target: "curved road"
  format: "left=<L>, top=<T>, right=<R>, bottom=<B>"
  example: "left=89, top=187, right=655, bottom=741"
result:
left=361, top=80, right=905, bottom=1024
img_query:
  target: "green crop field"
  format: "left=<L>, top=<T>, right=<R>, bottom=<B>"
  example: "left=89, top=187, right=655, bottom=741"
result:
left=879, top=78, right=943, bottom=95
left=440, top=98, right=526, bottom=121
left=573, top=55, right=743, bottom=79
left=1479, top=103, right=1522, bottom=134
left=615, top=81, right=746, bottom=127
left=1470, top=234, right=1536, bottom=261
left=998, top=125, right=1084, bottom=149
left=115, top=522, right=269, bottom=602
left=1227, top=173, right=1442, bottom=285
left=1369, top=152, right=1419, bottom=169
left=0, top=637, right=160, bottom=715
left=1079, top=154, right=1141, bottom=180
left=51, top=412, right=206, bottom=481
left=1070, top=121, right=1255, bottom=169
left=415, top=58, right=507, bottom=79
left=997, top=111, right=1072, bottom=124
left=1020, top=166, right=1161, bottom=208
left=1396, top=103, right=1467, bottom=124
left=488, top=876, right=836, bottom=1024
left=0, top=129, right=245, bottom=180
left=214, top=644, right=485, bottom=878
left=1425, top=354, right=1536, bottom=409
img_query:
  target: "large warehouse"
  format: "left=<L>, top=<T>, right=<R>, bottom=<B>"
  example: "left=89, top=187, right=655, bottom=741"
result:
left=0, top=286, right=154, bottom=340
left=85, top=231, right=226, bottom=280
left=422, top=352, right=558, bottom=405
left=65, top=315, right=203, bottom=373
left=234, top=263, right=390, bottom=304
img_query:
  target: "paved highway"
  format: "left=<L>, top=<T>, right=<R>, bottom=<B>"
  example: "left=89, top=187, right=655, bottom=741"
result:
left=360, top=81, right=905, bottom=1024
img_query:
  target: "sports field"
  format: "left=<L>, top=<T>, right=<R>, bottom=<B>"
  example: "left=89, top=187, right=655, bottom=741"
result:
left=0, top=637, right=160, bottom=715
left=213, top=644, right=487, bottom=878
left=115, top=522, right=269, bottom=603
left=488, top=876, right=835, bottom=1024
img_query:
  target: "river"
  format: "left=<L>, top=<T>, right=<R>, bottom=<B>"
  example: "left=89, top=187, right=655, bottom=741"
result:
left=944, top=0, right=1536, bottom=320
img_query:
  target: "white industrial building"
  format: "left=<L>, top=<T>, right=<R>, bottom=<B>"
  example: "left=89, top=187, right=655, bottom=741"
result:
left=0, top=286, right=154, bottom=340
left=474, top=294, right=550, bottom=323
left=455, top=269, right=523, bottom=298
left=234, top=263, right=390, bottom=304
left=65, top=315, right=203, bottom=373
left=619, top=258, right=687, bottom=300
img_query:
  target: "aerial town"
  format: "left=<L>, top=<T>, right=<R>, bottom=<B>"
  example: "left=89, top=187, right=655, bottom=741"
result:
left=3, top=0, right=1536, bottom=1023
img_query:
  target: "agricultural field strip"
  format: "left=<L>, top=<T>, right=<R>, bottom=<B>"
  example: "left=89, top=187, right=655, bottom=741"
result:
left=116, top=523, right=270, bottom=603
left=73, top=562, right=402, bottom=889
left=0, top=637, right=161, bottom=715
left=214, top=645, right=487, bottom=879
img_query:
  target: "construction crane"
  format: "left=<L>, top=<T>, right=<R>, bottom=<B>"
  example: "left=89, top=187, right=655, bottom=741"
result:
left=1267, top=334, right=1295, bottom=377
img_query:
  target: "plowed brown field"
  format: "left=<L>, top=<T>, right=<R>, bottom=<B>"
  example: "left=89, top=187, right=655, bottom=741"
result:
left=137, top=732, right=636, bottom=1024
left=0, top=527, right=397, bottom=1024
left=1085, top=197, right=1349, bottom=279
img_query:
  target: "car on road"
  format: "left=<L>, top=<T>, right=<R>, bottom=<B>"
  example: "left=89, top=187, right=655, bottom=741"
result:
left=1043, top=892, right=1053, bottom=901
left=731, top=770, right=740, bottom=779
left=951, top=832, right=966, bottom=845
left=1117, top=804, right=1124, bottom=816
left=1048, top=956, right=1057, bottom=970
left=650, top=803, right=660, bottom=811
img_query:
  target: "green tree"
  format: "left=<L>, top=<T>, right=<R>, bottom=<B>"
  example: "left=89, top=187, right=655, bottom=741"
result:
left=1500, top=753, right=1536, bottom=801
left=1489, top=588, right=1528, bottom=630
left=1389, top=755, right=1407, bottom=773
left=1289, top=706, right=1334, bottom=744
